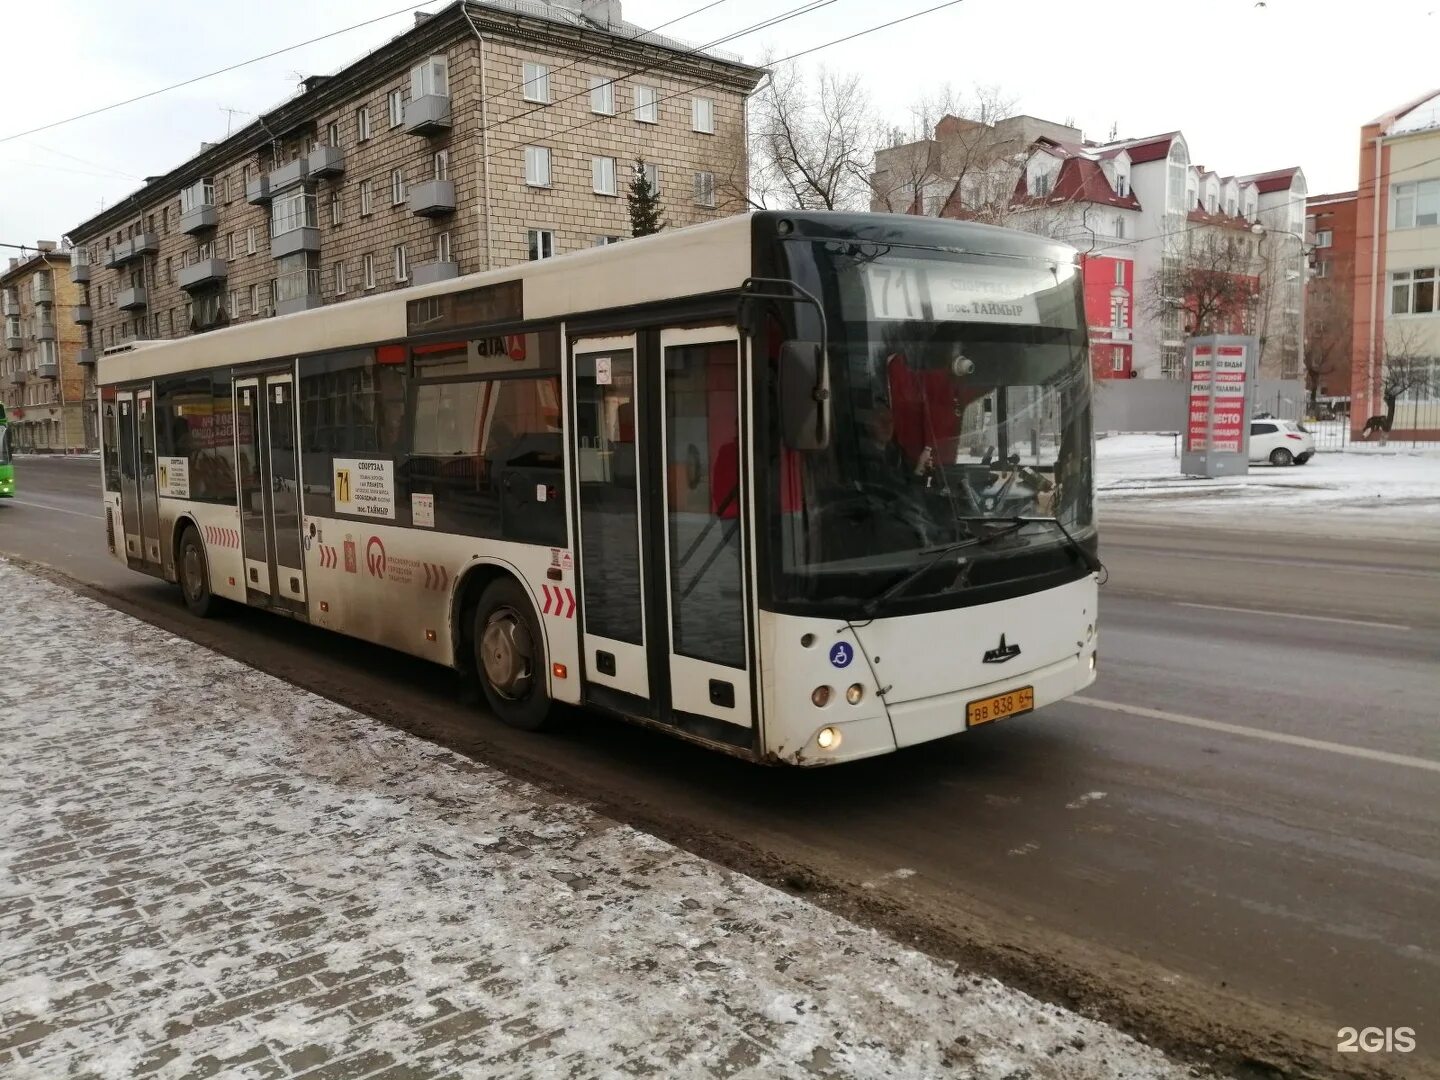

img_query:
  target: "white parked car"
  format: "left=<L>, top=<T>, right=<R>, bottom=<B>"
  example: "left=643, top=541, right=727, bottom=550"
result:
left=1250, top=419, right=1314, bottom=466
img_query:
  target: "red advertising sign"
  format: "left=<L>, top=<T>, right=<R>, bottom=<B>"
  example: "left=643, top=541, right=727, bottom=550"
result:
left=1186, top=345, right=1213, bottom=452
left=1210, top=344, right=1247, bottom=452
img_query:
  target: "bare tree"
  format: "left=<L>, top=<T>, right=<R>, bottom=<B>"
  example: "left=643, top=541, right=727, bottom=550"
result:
left=1302, top=276, right=1352, bottom=408
left=1381, top=322, right=1433, bottom=427
left=745, top=61, right=879, bottom=212
left=1143, top=228, right=1259, bottom=337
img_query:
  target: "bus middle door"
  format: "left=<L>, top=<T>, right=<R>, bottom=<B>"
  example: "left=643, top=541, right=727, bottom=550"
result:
left=234, top=372, right=307, bottom=615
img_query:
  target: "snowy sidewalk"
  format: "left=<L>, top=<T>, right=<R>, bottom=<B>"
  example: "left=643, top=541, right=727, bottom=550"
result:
left=0, top=562, right=1191, bottom=1080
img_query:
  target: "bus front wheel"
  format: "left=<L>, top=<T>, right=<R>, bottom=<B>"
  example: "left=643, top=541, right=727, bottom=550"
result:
left=178, top=525, right=216, bottom=618
left=473, top=577, right=553, bottom=731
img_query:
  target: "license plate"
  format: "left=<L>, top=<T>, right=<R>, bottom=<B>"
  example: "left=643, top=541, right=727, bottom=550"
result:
left=967, top=686, right=1034, bottom=728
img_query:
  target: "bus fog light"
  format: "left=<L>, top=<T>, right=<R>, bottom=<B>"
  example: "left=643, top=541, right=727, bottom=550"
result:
left=811, top=686, right=832, bottom=708
left=845, top=683, right=864, bottom=705
left=817, top=726, right=841, bottom=750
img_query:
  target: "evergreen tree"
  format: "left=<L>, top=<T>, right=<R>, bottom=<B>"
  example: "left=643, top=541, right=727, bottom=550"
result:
left=627, top=158, right=665, bottom=237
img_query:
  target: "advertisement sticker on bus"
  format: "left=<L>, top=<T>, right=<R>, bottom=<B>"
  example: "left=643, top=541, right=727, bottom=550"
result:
left=334, top=458, right=395, bottom=520
left=157, top=457, right=189, bottom=499
left=412, top=492, right=435, bottom=528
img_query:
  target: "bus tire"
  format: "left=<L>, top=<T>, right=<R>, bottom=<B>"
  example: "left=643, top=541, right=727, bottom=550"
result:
left=473, top=577, right=553, bottom=731
left=177, top=525, right=216, bottom=618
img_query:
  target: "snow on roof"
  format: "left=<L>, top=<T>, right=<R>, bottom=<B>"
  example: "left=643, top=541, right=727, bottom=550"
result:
left=1389, top=89, right=1440, bottom=135
left=1236, top=167, right=1302, bottom=193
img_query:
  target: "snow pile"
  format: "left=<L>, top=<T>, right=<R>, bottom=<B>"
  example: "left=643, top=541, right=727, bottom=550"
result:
left=1096, top=434, right=1440, bottom=534
left=0, top=562, right=1193, bottom=1079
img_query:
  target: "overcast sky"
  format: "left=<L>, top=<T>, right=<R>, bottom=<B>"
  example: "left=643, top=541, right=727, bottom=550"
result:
left=1, top=0, right=1435, bottom=248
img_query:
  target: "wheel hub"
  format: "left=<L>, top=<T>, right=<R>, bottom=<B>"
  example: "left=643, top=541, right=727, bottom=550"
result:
left=480, top=607, right=533, bottom=700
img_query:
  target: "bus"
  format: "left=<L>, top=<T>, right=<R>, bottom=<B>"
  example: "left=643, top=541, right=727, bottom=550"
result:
left=0, top=404, right=12, bottom=497
left=97, top=211, right=1098, bottom=765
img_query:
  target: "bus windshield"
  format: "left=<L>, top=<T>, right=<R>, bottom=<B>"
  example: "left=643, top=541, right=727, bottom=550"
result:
left=767, top=240, right=1093, bottom=613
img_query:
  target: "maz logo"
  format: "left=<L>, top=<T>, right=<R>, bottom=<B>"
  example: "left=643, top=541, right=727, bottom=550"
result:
left=982, top=634, right=1021, bottom=664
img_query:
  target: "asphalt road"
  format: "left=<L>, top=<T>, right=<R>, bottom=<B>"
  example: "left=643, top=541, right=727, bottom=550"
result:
left=3, top=454, right=1438, bottom=1080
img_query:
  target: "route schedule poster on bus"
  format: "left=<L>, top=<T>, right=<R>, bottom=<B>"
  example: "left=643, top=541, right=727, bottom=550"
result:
left=334, top=458, right=396, bottom=520
left=1179, top=334, right=1257, bottom=479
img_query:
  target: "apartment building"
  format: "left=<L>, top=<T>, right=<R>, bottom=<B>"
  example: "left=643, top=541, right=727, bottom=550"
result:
left=876, top=116, right=1309, bottom=381
left=65, top=0, right=762, bottom=360
left=1, top=245, right=93, bottom=452
left=1351, top=89, right=1440, bottom=436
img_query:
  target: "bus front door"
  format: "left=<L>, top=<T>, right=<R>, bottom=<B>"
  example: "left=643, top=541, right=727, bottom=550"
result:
left=573, top=336, right=652, bottom=710
left=655, top=327, right=753, bottom=743
left=115, top=388, right=162, bottom=572
left=235, top=373, right=307, bottom=615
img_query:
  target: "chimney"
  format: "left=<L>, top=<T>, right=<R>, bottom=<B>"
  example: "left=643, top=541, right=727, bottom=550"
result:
left=36, top=240, right=57, bottom=252
left=582, top=0, right=622, bottom=29
left=199, top=142, right=218, bottom=154
left=7, top=258, right=17, bottom=271
left=414, top=10, right=432, bottom=25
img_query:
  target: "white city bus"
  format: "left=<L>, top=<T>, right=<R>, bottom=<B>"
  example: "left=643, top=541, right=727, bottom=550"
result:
left=98, top=211, right=1099, bottom=765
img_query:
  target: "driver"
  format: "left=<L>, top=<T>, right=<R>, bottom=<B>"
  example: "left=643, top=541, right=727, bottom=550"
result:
left=856, top=403, right=933, bottom=486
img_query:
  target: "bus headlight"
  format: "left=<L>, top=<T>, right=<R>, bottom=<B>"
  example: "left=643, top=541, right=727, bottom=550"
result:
left=845, top=683, right=865, bottom=705
left=811, top=686, right=832, bottom=708
left=817, top=726, right=841, bottom=750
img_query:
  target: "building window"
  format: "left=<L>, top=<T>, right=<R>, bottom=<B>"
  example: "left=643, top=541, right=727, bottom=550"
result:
left=246, top=227, right=257, bottom=255
left=334, top=261, right=347, bottom=295
left=326, top=120, right=340, bottom=147
left=388, top=88, right=405, bottom=128
left=1114, top=261, right=1125, bottom=285
left=391, top=169, right=406, bottom=205
left=330, top=191, right=343, bottom=225
left=525, top=146, right=551, bottom=188
left=363, top=253, right=376, bottom=289
left=248, top=283, right=261, bottom=316
left=394, top=244, right=409, bottom=283
left=1033, top=171, right=1051, bottom=197
left=1116, top=173, right=1129, bottom=198
left=1390, top=267, right=1437, bottom=315
left=271, top=190, right=316, bottom=236
left=412, top=54, right=449, bottom=99
left=226, top=232, right=235, bottom=259
left=223, top=175, right=233, bottom=203
left=634, top=84, right=658, bottom=124
left=1314, top=260, right=1331, bottom=279
left=166, top=257, right=175, bottom=284
left=527, top=228, right=554, bottom=261
left=434, top=149, right=449, bottom=181
left=1114, top=217, right=1125, bottom=239
left=356, top=106, right=372, bottom=142
left=592, top=156, right=617, bottom=196
left=1111, top=297, right=1127, bottom=327
left=1315, top=229, right=1333, bottom=248
left=228, top=289, right=240, bottom=317
left=693, top=171, right=716, bottom=208
left=1393, top=179, right=1439, bottom=229
left=692, top=96, right=715, bottom=134
left=523, top=62, right=550, bottom=104
left=1111, top=349, right=1125, bottom=372
left=593, top=236, right=623, bottom=246
left=589, top=76, right=614, bottom=115
left=436, top=231, right=451, bottom=263
left=643, top=161, right=660, bottom=193
left=359, top=179, right=374, bottom=216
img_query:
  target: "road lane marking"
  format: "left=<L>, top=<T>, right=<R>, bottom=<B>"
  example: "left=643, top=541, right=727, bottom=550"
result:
left=1173, top=601, right=1411, bottom=631
left=8, top=499, right=102, bottom=520
left=1072, top=696, right=1440, bottom=775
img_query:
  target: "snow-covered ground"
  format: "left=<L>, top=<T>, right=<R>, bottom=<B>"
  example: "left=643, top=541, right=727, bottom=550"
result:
left=1097, top=434, right=1440, bottom=539
left=0, top=561, right=1194, bottom=1080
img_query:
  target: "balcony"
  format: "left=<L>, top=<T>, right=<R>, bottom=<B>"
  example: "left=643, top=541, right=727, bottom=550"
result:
left=74, top=304, right=93, bottom=325
left=268, top=157, right=310, bottom=193
left=403, top=94, right=451, bottom=135
left=1, top=292, right=18, bottom=317
left=31, top=279, right=53, bottom=305
left=104, top=240, right=131, bottom=269
left=179, top=203, right=217, bottom=235
left=271, top=227, right=320, bottom=259
left=71, top=260, right=91, bottom=284
left=411, top=260, right=459, bottom=286
left=130, top=232, right=159, bottom=259
left=178, top=257, right=228, bottom=292
left=4, top=333, right=21, bottom=352
left=35, top=321, right=56, bottom=342
left=408, top=180, right=456, bottom=217
left=117, top=287, right=148, bottom=311
left=246, top=175, right=271, bottom=204
left=13, top=368, right=28, bottom=384
left=306, top=145, right=345, bottom=177
left=37, top=361, right=58, bottom=380
left=275, top=268, right=322, bottom=317
left=76, top=347, right=95, bottom=366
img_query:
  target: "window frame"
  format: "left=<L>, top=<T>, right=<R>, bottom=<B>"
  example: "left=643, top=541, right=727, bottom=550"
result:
left=523, top=62, right=551, bottom=104
left=691, top=96, right=715, bottom=134
left=524, top=146, right=552, bottom=188
left=634, top=84, right=658, bottom=124
left=693, top=170, right=716, bottom=208
left=359, top=179, right=374, bottom=216
left=592, top=155, right=617, bottom=196
left=394, top=243, right=409, bottom=283
left=334, top=260, right=347, bottom=295
left=527, top=228, right=555, bottom=261
left=589, top=75, right=615, bottom=115
left=436, top=230, right=452, bottom=263
left=388, top=88, right=405, bottom=129
left=433, top=149, right=450, bottom=181
left=363, top=253, right=377, bottom=289
left=356, top=106, right=372, bottom=142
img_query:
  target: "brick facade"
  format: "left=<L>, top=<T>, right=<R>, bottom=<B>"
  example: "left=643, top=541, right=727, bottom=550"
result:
left=66, top=2, right=761, bottom=364
left=1, top=249, right=93, bottom=451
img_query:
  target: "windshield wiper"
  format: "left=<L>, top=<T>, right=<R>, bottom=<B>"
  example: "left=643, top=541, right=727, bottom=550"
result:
left=954, top=515, right=1102, bottom=574
left=863, top=521, right=1027, bottom=616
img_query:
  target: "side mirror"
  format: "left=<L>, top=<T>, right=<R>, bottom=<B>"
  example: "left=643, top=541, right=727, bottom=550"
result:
left=779, top=340, right=830, bottom=451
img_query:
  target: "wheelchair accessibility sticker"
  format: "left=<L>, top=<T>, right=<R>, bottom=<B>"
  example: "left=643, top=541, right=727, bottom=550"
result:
left=829, top=642, right=854, bottom=669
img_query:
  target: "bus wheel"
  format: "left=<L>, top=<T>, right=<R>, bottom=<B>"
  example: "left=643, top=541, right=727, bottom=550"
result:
left=178, top=526, right=215, bottom=618
left=473, top=577, right=553, bottom=731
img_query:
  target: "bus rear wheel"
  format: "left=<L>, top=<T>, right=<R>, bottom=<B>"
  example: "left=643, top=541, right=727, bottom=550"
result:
left=473, top=577, right=553, bottom=731
left=178, top=526, right=216, bottom=618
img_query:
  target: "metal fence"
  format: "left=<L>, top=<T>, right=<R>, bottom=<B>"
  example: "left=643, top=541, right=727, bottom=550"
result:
left=1251, top=392, right=1440, bottom=450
